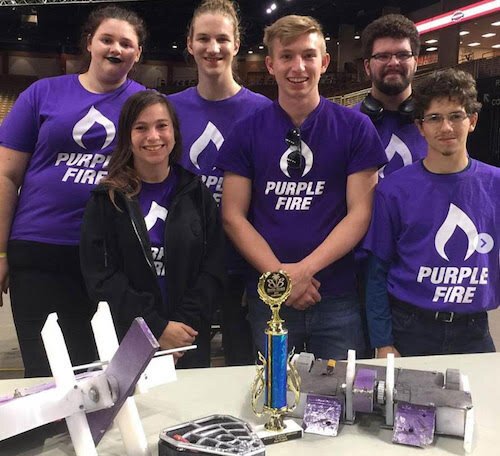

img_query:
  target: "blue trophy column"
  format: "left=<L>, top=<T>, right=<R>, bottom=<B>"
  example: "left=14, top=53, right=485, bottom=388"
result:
left=264, top=331, right=287, bottom=409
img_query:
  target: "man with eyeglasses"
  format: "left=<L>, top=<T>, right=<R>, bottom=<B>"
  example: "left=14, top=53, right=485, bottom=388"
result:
left=216, top=15, right=386, bottom=361
left=356, top=14, right=427, bottom=177
left=364, top=68, right=500, bottom=358
left=353, top=14, right=428, bottom=356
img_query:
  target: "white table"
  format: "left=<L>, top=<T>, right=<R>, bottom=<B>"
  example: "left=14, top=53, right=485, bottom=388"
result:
left=0, top=353, right=498, bottom=455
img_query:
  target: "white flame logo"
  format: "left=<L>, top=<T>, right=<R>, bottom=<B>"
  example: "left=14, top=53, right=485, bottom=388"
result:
left=435, top=203, right=479, bottom=261
left=189, top=122, right=224, bottom=170
left=72, top=106, right=116, bottom=150
left=144, top=201, right=168, bottom=231
left=279, top=140, right=314, bottom=178
left=379, top=134, right=412, bottom=178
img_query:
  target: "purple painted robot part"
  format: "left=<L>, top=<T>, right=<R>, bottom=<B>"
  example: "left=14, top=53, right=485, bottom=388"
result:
left=87, top=317, right=159, bottom=444
left=392, top=402, right=436, bottom=448
left=303, top=394, right=342, bottom=436
left=352, top=368, right=377, bottom=414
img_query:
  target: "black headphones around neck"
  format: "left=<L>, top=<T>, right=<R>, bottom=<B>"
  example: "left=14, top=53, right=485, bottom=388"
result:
left=360, top=93, right=415, bottom=123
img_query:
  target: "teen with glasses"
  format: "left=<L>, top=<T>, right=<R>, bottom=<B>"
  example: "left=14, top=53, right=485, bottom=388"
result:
left=354, top=15, right=429, bottom=356
left=217, top=15, right=386, bottom=360
left=169, top=0, right=271, bottom=366
left=364, top=68, right=500, bottom=358
left=356, top=14, right=427, bottom=178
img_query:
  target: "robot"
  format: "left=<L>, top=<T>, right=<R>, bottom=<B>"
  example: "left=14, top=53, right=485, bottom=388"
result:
left=290, top=350, right=474, bottom=452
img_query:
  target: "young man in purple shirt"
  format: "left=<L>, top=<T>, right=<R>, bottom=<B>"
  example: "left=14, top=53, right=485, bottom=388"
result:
left=364, top=68, right=500, bottom=358
left=355, top=14, right=427, bottom=177
left=353, top=14, right=428, bottom=356
left=217, top=15, right=387, bottom=360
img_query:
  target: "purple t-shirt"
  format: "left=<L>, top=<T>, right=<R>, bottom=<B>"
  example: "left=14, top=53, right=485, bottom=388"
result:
left=168, top=86, right=271, bottom=204
left=0, top=74, right=144, bottom=245
left=353, top=103, right=427, bottom=178
left=138, top=169, right=178, bottom=307
left=364, top=159, right=500, bottom=313
left=217, top=98, right=387, bottom=296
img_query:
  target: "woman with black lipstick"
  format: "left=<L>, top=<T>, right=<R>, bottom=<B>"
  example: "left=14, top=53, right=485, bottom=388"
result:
left=0, top=5, right=146, bottom=377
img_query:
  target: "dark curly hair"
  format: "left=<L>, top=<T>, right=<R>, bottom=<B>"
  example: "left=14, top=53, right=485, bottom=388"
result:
left=361, top=14, right=420, bottom=59
left=102, top=91, right=183, bottom=204
left=413, top=68, right=482, bottom=120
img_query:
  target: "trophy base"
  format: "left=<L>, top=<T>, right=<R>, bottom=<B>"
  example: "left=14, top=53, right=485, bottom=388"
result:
left=254, top=419, right=303, bottom=445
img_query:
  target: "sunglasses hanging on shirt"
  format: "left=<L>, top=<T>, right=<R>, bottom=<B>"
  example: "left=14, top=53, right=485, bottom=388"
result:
left=285, top=128, right=304, bottom=170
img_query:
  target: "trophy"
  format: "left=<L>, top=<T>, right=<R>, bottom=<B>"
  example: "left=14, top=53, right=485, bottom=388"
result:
left=251, top=271, right=302, bottom=443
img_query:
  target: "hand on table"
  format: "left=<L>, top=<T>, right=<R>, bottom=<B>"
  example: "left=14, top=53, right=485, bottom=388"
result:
left=376, top=345, right=401, bottom=359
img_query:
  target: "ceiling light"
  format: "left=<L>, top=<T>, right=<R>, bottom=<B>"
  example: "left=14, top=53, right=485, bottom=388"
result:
left=325, top=36, right=331, bottom=41
left=172, top=44, right=178, bottom=49
left=459, top=31, right=470, bottom=36
left=468, top=42, right=481, bottom=46
left=492, top=21, right=500, bottom=26
left=248, top=50, right=253, bottom=54
left=354, top=35, right=360, bottom=40
left=426, top=47, right=438, bottom=51
left=270, top=3, right=277, bottom=11
left=258, top=45, right=264, bottom=50
left=266, top=8, right=271, bottom=14
left=492, top=44, right=500, bottom=48
left=482, top=33, right=496, bottom=38
left=425, top=39, right=438, bottom=44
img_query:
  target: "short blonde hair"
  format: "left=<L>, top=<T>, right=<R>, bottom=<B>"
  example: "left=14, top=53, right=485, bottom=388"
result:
left=264, top=15, right=326, bottom=56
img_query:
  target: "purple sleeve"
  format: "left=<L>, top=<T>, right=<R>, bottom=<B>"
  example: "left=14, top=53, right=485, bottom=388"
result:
left=0, top=84, right=40, bottom=153
left=363, top=186, right=399, bottom=262
left=346, top=113, right=387, bottom=175
left=215, top=120, right=253, bottom=179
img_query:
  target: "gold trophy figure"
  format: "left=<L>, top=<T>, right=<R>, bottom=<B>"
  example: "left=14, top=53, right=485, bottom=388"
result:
left=251, top=271, right=302, bottom=442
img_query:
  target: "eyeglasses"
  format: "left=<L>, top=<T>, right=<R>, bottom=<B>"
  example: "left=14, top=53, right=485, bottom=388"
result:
left=420, top=111, right=470, bottom=126
left=285, top=128, right=303, bottom=169
left=370, top=51, right=414, bottom=63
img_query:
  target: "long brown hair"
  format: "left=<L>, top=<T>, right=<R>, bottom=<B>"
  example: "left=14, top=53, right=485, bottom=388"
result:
left=102, top=90, right=183, bottom=205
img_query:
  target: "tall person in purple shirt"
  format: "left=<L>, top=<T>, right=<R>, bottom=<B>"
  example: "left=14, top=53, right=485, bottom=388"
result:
left=0, top=6, right=146, bottom=377
left=364, top=69, right=499, bottom=358
left=217, top=15, right=387, bottom=360
left=169, top=0, right=271, bottom=366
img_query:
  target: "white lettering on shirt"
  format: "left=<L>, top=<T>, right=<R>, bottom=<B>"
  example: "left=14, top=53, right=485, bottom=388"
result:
left=264, top=180, right=325, bottom=211
left=56, top=152, right=111, bottom=185
left=416, top=266, right=488, bottom=304
left=151, top=246, right=165, bottom=276
left=201, top=174, right=223, bottom=205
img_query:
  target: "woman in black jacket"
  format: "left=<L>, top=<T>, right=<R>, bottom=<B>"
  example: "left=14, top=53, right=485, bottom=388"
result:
left=80, top=90, right=224, bottom=368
